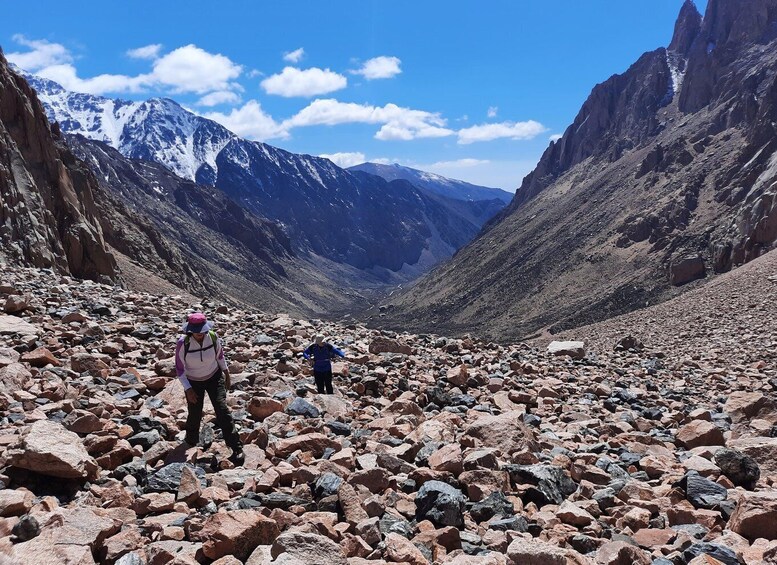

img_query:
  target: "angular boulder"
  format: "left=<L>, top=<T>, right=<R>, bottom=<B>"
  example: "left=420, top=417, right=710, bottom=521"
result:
left=273, top=433, right=339, bottom=458
left=270, top=531, right=348, bottom=565
left=669, top=256, right=706, bottom=286
left=464, top=411, right=539, bottom=455
left=7, top=420, right=98, bottom=479
left=415, top=480, right=467, bottom=528
left=547, top=340, right=586, bottom=359
left=727, top=491, right=777, bottom=541
left=191, top=510, right=279, bottom=561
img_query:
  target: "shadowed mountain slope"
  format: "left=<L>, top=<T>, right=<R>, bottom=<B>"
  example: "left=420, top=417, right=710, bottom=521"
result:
left=380, top=0, right=777, bottom=342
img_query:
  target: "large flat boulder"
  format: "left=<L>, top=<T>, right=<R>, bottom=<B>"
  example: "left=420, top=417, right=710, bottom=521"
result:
left=7, top=420, right=98, bottom=479
left=464, top=411, right=540, bottom=455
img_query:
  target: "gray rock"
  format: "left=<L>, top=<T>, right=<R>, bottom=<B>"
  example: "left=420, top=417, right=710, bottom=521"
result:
left=379, top=512, right=414, bottom=539
left=11, top=514, right=39, bottom=541
left=312, top=472, right=342, bottom=499
left=547, top=340, right=586, bottom=359
left=682, top=542, right=740, bottom=565
left=470, top=491, right=514, bottom=523
left=128, top=430, right=160, bottom=450
left=145, top=463, right=206, bottom=493
left=504, top=464, right=578, bottom=505
left=286, top=397, right=320, bottom=418
left=714, top=448, right=760, bottom=490
left=415, top=480, right=467, bottom=528
left=681, top=470, right=727, bottom=509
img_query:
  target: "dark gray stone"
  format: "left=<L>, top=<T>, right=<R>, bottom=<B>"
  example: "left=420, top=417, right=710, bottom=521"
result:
left=113, top=459, right=149, bottom=484
left=286, top=397, right=320, bottom=418
left=379, top=512, right=414, bottom=539
left=488, top=515, right=528, bottom=532
left=130, top=325, right=154, bottom=339
left=128, top=430, right=160, bottom=450
left=312, top=472, right=342, bottom=499
left=258, top=492, right=316, bottom=511
left=714, top=448, right=760, bottom=490
left=145, top=463, right=206, bottom=493
left=415, top=480, right=467, bottom=528
left=680, top=471, right=727, bottom=509
left=682, top=542, right=740, bottom=565
left=11, top=514, right=39, bottom=541
left=504, top=464, right=578, bottom=505
left=470, top=491, right=514, bottom=523
left=325, top=421, right=351, bottom=436
left=122, top=415, right=167, bottom=437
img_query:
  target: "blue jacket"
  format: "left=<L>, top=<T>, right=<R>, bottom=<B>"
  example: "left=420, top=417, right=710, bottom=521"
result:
left=303, top=343, right=345, bottom=372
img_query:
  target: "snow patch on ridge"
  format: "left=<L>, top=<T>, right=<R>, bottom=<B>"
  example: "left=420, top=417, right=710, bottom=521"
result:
left=663, top=50, right=687, bottom=106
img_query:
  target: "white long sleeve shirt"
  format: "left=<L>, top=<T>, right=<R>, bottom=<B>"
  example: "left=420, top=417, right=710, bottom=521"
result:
left=174, top=333, right=227, bottom=390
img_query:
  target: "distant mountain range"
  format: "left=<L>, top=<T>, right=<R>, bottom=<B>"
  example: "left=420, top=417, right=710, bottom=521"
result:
left=349, top=162, right=512, bottom=203
left=381, top=0, right=777, bottom=341
left=23, top=71, right=508, bottom=278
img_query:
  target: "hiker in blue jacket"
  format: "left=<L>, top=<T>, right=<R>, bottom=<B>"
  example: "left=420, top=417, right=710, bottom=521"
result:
left=303, top=334, right=345, bottom=394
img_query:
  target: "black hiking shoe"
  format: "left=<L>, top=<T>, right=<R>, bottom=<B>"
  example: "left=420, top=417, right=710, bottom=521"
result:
left=229, top=447, right=245, bottom=466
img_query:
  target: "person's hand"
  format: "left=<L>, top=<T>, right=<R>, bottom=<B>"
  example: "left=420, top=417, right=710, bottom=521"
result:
left=185, top=388, right=198, bottom=405
left=224, top=371, right=231, bottom=389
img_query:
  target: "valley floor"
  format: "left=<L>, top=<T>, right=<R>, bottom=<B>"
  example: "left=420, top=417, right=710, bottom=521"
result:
left=0, top=252, right=775, bottom=563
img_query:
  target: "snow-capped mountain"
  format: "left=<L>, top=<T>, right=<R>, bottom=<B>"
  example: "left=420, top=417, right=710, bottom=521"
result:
left=349, top=162, right=513, bottom=204
left=26, top=73, right=232, bottom=183
left=24, top=71, right=492, bottom=274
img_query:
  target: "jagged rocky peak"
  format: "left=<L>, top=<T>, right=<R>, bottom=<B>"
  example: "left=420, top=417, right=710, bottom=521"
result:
left=700, top=0, right=777, bottom=49
left=668, top=0, right=702, bottom=56
left=679, top=0, right=777, bottom=112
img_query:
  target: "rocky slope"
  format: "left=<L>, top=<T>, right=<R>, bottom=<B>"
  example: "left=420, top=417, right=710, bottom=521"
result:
left=0, top=247, right=775, bottom=564
left=0, top=51, right=116, bottom=282
left=23, top=72, right=496, bottom=277
left=381, top=0, right=777, bottom=342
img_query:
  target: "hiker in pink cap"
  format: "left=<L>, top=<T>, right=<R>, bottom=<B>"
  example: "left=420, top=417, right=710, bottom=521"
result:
left=175, top=312, right=244, bottom=465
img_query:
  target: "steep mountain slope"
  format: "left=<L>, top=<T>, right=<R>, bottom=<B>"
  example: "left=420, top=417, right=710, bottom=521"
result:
left=0, top=51, right=117, bottom=281
left=24, top=73, right=492, bottom=276
left=381, top=0, right=777, bottom=342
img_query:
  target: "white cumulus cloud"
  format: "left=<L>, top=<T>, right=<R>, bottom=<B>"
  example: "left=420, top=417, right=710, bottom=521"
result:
left=36, top=65, right=151, bottom=94
left=457, top=120, right=547, bottom=144
left=203, top=100, right=287, bottom=141
left=284, top=99, right=454, bottom=141
left=487, top=106, right=498, bottom=118
left=549, top=133, right=563, bottom=142
left=8, top=37, right=244, bottom=98
left=151, top=44, right=242, bottom=94
left=283, top=48, right=305, bottom=63
left=197, top=90, right=241, bottom=107
left=351, top=56, right=402, bottom=80
left=261, top=67, right=347, bottom=97
left=6, top=35, right=72, bottom=71
left=318, top=152, right=366, bottom=168
left=127, top=44, right=162, bottom=60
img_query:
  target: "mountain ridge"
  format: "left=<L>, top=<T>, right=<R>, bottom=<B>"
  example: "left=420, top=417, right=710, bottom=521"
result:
left=378, top=0, right=777, bottom=342
left=23, top=71, right=505, bottom=279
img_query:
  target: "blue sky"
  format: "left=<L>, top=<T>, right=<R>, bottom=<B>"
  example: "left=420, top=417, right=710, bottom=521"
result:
left=3, top=1, right=705, bottom=190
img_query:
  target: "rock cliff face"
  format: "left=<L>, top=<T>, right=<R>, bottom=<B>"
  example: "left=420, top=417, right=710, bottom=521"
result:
left=382, top=0, right=777, bottom=341
left=0, top=52, right=116, bottom=280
